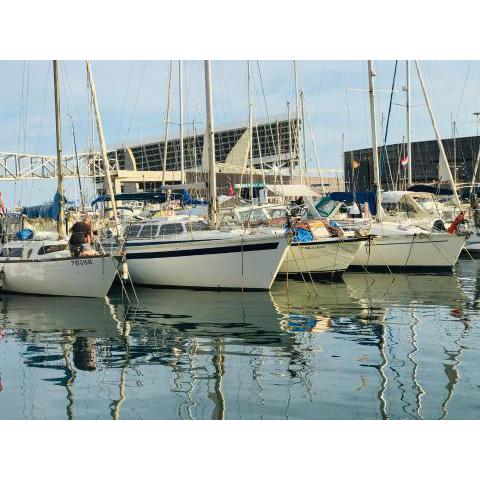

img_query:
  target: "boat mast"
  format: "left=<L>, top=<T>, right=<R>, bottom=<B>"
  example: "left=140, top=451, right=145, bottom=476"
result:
left=204, top=60, right=217, bottom=229
left=368, top=60, right=383, bottom=221
left=162, top=61, right=173, bottom=186
left=247, top=60, right=254, bottom=202
left=86, top=61, right=121, bottom=237
left=406, top=60, right=412, bottom=186
left=293, top=61, right=300, bottom=181
left=179, top=60, right=185, bottom=184
left=287, top=101, right=293, bottom=184
left=53, top=60, right=66, bottom=239
left=414, top=60, right=460, bottom=208
left=300, top=89, right=307, bottom=184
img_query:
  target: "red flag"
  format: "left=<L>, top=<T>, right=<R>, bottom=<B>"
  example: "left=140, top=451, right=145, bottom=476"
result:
left=0, top=192, right=5, bottom=216
left=400, top=156, right=409, bottom=167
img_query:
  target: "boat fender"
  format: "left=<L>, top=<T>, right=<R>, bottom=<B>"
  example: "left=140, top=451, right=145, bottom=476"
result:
left=121, top=261, right=129, bottom=281
left=447, top=212, right=465, bottom=234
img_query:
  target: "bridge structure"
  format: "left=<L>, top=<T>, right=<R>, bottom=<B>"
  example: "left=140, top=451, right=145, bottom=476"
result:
left=0, top=151, right=112, bottom=181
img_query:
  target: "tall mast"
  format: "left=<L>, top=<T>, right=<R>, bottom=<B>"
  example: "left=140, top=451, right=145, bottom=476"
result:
left=204, top=60, right=217, bottom=229
left=414, top=60, right=460, bottom=208
left=179, top=60, right=185, bottom=184
left=287, top=101, right=293, bottom=184
left=86, top=61, right=121, bottom=237
left=406, top=60, right=412, bottom=186
left=53, top=60, right=66, bottom=239
left=162, top=61, right=173, bottom=186
left=368, top=60, right=382, bottom=221
left=293, top=60, right=300, bottom=180
left=247, top=60, right=254, bottom=202
left=300, top=89, right=307, bottom=184
left=453, top=120, right=457, bottom=185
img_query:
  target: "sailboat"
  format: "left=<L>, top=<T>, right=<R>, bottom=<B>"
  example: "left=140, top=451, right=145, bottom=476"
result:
left=0, top=61, right=120, bottom=297
left=109, top=61, right=289, bottom=291
left=347, top=61, right=466, bottom=272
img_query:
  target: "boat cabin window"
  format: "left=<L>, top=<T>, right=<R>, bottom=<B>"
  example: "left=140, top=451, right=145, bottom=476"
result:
left=269, top=209, right=288, bottom=219
left=37, top=244, right=68, bottom=255
left=1, top=247, right=23, bottom=258
left=186, top=221, right=208, bottom=232
left=159, top=223, right=184, bottom=235
left=239, top=209, right=269, bottom=222
left=137, top=224, right=159, bottom=238
left=126, top=224, right=142, bottom=238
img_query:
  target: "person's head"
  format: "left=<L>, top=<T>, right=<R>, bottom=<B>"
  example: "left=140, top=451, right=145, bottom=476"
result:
left=83, top=215, right=93, bottom=226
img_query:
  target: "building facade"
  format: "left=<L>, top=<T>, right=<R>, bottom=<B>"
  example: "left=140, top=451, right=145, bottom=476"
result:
left=344, top=135, right=480, bottom=192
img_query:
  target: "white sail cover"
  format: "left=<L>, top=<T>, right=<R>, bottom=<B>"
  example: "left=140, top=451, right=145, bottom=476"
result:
left=265, top=184, right=321, bottom=198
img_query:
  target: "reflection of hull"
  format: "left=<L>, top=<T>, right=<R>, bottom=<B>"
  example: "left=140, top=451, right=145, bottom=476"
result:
left=0, top=255, right=119, bottom=298
left=0, top=294, right=121, bottom=338
left=125, top=236, right=289, bottom=290
left=350, top=233, right=465, bottom=272
left=278, top=238, right=364, bottom=278
left=342, top=270, right=464, bottom=307
left=116, top=286, right=290, bottom=347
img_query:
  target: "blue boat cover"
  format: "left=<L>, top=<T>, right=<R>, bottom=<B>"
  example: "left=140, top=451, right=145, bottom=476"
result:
left=22, top=192, right=66, bottom=220
left=329, top=191, right=377, bottom=215
left=293, top=228, right=314, bottom=243
left=16, top=228, right=34, bottom=240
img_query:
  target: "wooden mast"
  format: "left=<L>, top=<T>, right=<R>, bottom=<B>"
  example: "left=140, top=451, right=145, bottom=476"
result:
left=414, top=60, right=460, bottom=208
left=86, top=60, right=121, bottom=237
left=53, top=60, right=66, bottom=239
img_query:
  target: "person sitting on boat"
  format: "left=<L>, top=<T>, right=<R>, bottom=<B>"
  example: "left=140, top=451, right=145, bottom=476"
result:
left=69, top=216, right=100, bottom=258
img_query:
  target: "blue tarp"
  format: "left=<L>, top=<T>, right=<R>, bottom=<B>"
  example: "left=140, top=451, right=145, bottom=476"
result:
left=329, top=191, right=377, bottom=215
left=22, top=192, right=66, bottom=220
left=293, top=228, right=314, bottom=243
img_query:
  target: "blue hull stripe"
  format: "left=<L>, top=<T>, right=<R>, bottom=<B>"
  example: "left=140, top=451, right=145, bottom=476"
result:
left=127, top=242, right=280, bottom=259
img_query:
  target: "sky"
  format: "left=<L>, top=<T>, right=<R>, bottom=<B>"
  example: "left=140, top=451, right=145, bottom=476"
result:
left=1, top=60, right=480, bottom=207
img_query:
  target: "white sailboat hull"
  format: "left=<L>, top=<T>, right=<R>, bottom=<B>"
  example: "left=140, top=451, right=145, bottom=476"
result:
left=464, top=231, right=480, bottom=252
left=0, top=255, right=119, bottom=297
left=124, top=235, right=289, bottom=290
left=279, top=238, right=364, bottom=278
left=350, top=232, right=466, bottom=272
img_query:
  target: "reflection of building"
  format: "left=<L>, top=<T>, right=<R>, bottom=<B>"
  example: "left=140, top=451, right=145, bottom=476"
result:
left=344, top=135, right=480, bottom=192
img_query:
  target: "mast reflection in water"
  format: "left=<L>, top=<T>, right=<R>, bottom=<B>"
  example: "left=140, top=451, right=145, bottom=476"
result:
left=1, top=259, right=480, bottom=419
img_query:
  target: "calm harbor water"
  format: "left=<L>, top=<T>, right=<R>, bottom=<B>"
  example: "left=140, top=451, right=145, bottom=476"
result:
left=1, top=258, right=480, bottom=420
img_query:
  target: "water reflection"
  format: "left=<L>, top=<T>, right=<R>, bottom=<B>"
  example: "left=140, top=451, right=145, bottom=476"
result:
left=0, top=260, right=479, bottom=419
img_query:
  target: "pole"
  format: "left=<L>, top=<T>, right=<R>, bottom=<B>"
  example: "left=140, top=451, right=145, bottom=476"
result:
left=287, top=101, right=292, bottom=184
left=69, top=114, right=85, bottom=212
left=414, top=60, right=460, bottom=208
left=162, top=61, right=173, bottom=186
left=406, top=60, right=412, bottom=186
left=293, top=61, right=301, bottom=178
left=86, top=60, right=121, bottom=237
left=453, top=120, right=457, bottom=185
left=300, top=89, right=307, bottom=184
left=179, top=60, right=185, bottom=184
left=53, top=60, right=66, bottom=239
left=247, top=61, right=254, bottom=202
left=368, top=60, right=382, bottom=221
left=204, top=60, right=217, bottom=229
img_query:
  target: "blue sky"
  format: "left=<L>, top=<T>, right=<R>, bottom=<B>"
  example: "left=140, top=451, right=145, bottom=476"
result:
left=1, top=60, right=479, bottom=207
